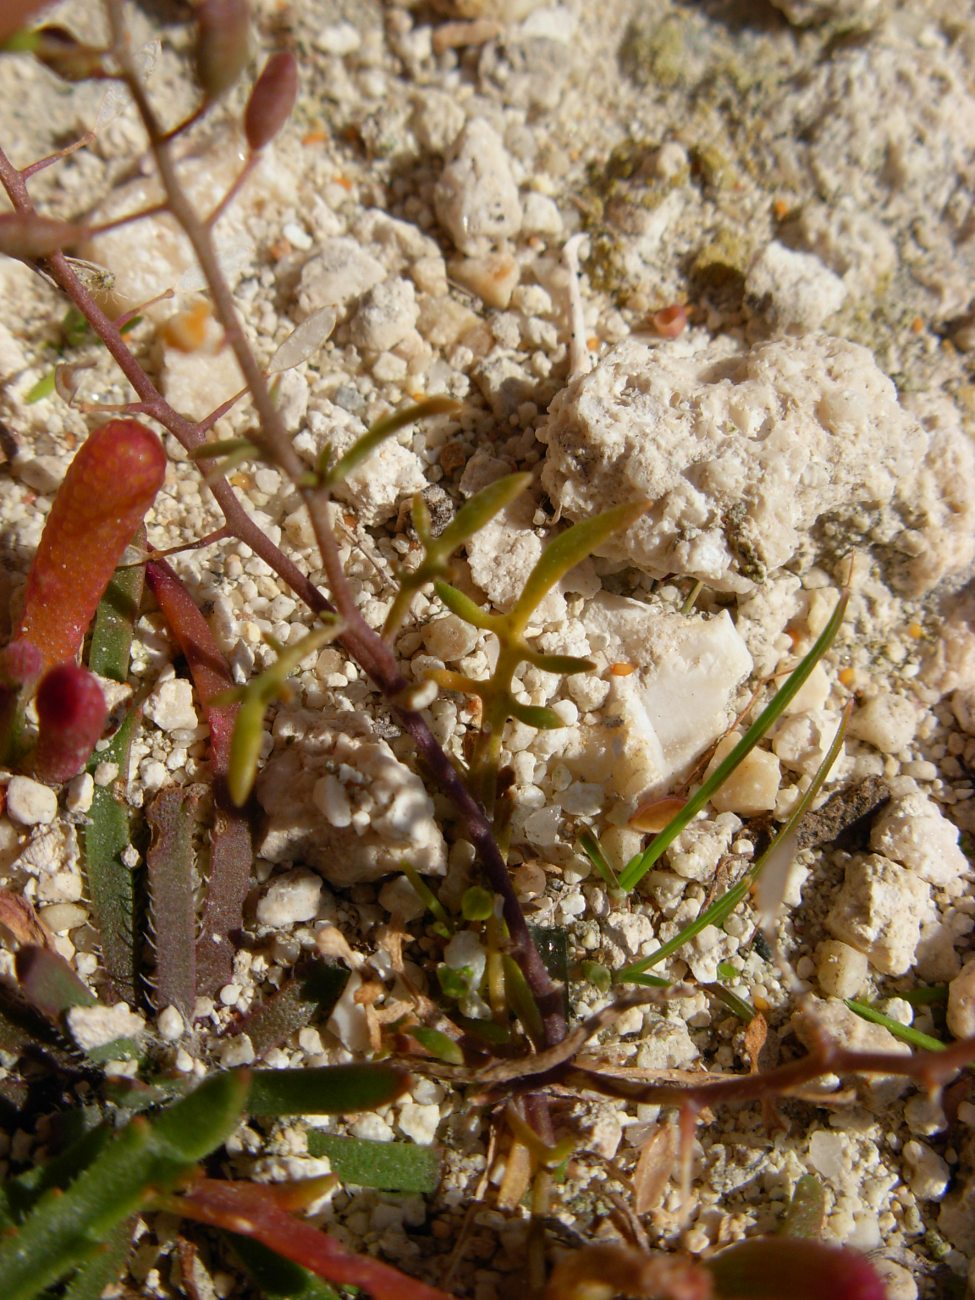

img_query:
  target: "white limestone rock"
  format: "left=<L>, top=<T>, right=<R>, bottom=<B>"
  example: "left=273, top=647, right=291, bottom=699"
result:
left=746, top=241, right=846, bottom=331
left=307, top=399, right=426, bottom=526
left=257, top=709, right=447, bottom=886
left=434, top=118, right=522, bottom=255
left=947, top=958, right=975, bottom=1040
left=256, top=868, right=323, bottom=927
left=870, top=790, right=969, bottom=888
left=848, top=693, right=919, bottom=754
left=297, top=238, right=386, bottom=318
left=538, top=333, right=940, bottom=594
left=350, top=277, right=418, bottom=352
left=826, top=853, right=930, bottom=975
left=145, top=675, right=198, bottom=734
left=5, top=776, right=57, bottom=827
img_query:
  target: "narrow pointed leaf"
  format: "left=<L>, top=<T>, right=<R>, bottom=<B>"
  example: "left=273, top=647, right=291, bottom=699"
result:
left=428, top=472, right=531, bottom=561
left=510, top=500, right=645, bottom=635
left=146, top=786, right=201, bottom=1018
left=306, top=1134, right=440, bottom=1193
left=523, top=651, right=595, bottom=675
left=227, top=960, right=348, bottom=1058
left=15, top=944, right=95, bottom=1020
left=246, top=1064, right=410, bottom=1116
left=433, top=581, right=500, bottom=630
left=508, top=701, right=565, bottom=730
left=325, top=397, right=460, bottom=487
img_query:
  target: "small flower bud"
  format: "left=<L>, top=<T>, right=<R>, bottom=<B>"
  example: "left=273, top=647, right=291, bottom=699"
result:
left=195, top=0, right=251, bottom=102
left=244, top=51, right=298, bottom=152
left=34, top=663, right=107, bottom=782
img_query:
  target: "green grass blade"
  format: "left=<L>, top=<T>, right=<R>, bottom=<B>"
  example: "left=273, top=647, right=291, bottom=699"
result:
left=306, top=1134, right=440, bottom=1193
left=618, top=591, right=848, bottom=892
left=326, top=397, right=459, bottom=486
left=844, top=999, right=948, bottom=1053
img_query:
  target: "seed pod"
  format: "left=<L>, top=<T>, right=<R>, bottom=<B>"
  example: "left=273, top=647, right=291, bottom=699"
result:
left=195, top=0, right=251, bottom=102
left=17, top=420, right=167, bottom=672
left=0, top=213, right=84, bottom=261
left=33, top=663, right=107, bottom=782
left=244, top=50, right=298, bottom=152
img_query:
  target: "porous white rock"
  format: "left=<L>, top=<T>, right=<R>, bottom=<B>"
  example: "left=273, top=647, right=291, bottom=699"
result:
left=746, top=241, right=846, bottom=331
left=307, top=400, right=426, bottom=526
left=903, top=1140, right=950, bottom=1201
left=826, top=853, right=930, bottom=975
left=434, top=118, right=522, bottom=255
left=350, top=277, right=418, bottom=352
left=538, top=333, right=933, bottom=593
left=398, top=1102, right=440, bottom=1145
left=848, top=693, right=919, bottom=754
left=563, top=595, right=752, bottom=800
left=67, top=1002, right=145, bottom=1052
left=5, top=776, right=57, bottom=827
left=947, top=959, right=975, bottom=1040
left=256, top=868, right=323, bottom=927
left=772, top=709, right=842, bottom=775
left=668, top=813, right=741, bottom=882
left=769, top=0, right=888, bottom=28
left=257, top=709, right=447, bottom=886
left=870, top=790, right=968, bottom=887
left=297, top=238, right=386, bottom=317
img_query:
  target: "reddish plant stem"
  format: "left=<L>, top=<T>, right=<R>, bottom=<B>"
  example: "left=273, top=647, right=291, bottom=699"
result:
left=0, top=57, right=565, bottom=1046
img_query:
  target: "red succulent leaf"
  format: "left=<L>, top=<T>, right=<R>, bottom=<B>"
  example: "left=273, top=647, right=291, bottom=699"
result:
left=169, top=1178, right=456, bottom=1300
left=17, top=420, right=166, bottom=673
left=707, top=1238, right=887, bottom=1300
left=195, top=0, right=251, bottom=102
left=244, top=51, right=298, bottom=152
left=34, top=662, right=107, bottom=781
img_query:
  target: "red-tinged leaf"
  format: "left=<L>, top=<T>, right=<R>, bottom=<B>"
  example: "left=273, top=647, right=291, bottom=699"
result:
left=146, top=785, right=202, bottom=1019
left=244, top=51, right=298, bottom=151
left=144, top=560, right=252, bottom=996
left=0, top=639, right=42, bottom=688
left=15, top=943, right=95, bottom=1020
left=0, top=213, right=85, bottom=259
left=195, top=0, right=251, bottom=101
left=708, top=1238, right=886, bottom=1300
left=34, top=663, right=107, bottom=781
left=17, top=421, right=166, bottom=674
left=168, top=1179, right=456, bottom=1300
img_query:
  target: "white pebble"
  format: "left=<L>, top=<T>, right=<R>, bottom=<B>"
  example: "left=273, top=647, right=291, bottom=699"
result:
left=816, top=938, right=868, bottom=998
left=220, top=1034, right=255, bottom=1067
left=434, top=119, right=523, bottom=255
left=398, top=1102, right=440, bottom=1145
left=65, top=772, right=94, bottom=815
left=256, top=869, right=323, bottom=926
left=947, top=958, right=975, bottom=1039
left=145, top=677, right=198, bottom=733
left=848, top=694, right=919, bottom=753
left=39, top=902, right=89, bottom=933
left=5, top=776, right=57, bottom=827
left=903, top=1140, right=950, bottom=1200
left=157, top=1005, right=185, bottom=1041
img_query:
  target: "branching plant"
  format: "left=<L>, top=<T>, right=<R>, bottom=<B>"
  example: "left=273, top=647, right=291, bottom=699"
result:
left=0, top=3, right=968, bottom=1298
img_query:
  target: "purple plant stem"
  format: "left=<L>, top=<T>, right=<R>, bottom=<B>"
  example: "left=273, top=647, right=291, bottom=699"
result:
left=0, top=121, right=566, bottom=1048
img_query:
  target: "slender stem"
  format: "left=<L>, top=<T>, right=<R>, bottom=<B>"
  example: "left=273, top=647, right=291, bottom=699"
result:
left=0, top=19, right=566, bottom=1047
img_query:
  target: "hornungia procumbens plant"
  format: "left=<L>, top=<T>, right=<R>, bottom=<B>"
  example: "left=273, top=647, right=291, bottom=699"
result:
left=0, top=3, right=970, bottom=1298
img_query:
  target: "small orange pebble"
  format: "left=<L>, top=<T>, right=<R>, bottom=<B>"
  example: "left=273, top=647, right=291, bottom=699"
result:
left=907, top=621, right=924, bottom=639
left=609, top=661, right=636, bottom=677
left=753, top=993, right=771, bottom=1013
left=911, top=316, right=924, bottom=334
left=587, top=335, right=600, bottom=351
left=629, top=794, right=687, bottom=833
left=333, top=174, right=354, bottom=192
left=161, top=300, right=211, bottom=352
left=772, top=198, right=791, bottom=220
left=650, top=303, right=688, bottom=338
left=838, top=666, right=855, bottom=688
left=267, top=237, right=293, bottom=262
left=301, top=128, right=328, bottom=146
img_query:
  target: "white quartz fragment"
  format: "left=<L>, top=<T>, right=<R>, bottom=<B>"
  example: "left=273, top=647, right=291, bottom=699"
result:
left=434, top=118, right=522, bottom=255
left=538, top=333, right=946, bottom=593
left=350, top=277, right=418, bottom=352
left=947, top=959, right=975, bottom=1040
left=5, top=776, right=57, bottom=826
left=145, top=674, right=198, bottom=733
left=258, top=709, right=447, bottom=885
left=563, top=595, right=752, bottom=800
left=848, top=694, right=919, bottom=754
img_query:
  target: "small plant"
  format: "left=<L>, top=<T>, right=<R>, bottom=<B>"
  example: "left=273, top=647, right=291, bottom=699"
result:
left=0, top=5, right=969, bottom=1299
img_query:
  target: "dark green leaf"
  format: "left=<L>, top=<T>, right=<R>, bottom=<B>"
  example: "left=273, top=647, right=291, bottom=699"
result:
left=246, top=1064, right=410, bottom=1116
left=306, top=1134, right=440, bottom=1193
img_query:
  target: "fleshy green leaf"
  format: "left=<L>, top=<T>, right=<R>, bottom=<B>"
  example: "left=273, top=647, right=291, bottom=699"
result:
left=246, top=1064, right=410, bottom=1116
left=407, top=1025, right=464, bottom=1065
left=306, top=1134, right=440, bottom=1193
left=431, top=581, right=500, bottom=631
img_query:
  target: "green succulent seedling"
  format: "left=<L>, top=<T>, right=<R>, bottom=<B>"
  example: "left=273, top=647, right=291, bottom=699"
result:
left=432, top=500, right=646, bottom=814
